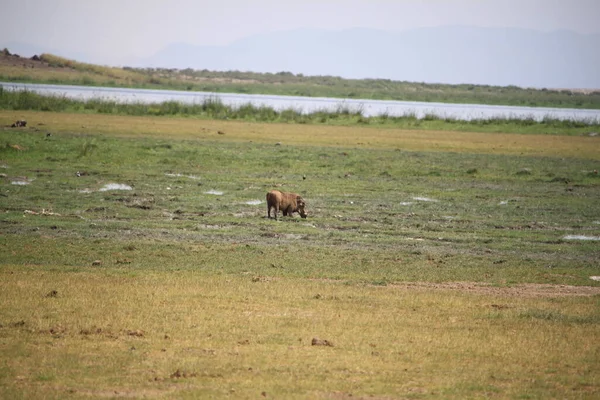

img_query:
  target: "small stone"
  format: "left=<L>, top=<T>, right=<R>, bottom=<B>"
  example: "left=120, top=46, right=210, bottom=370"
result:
left=311, top=337, right=334, bottom=347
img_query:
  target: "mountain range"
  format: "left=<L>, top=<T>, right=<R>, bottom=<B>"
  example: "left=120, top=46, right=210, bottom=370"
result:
left=4, top=26, right=599, bottom=89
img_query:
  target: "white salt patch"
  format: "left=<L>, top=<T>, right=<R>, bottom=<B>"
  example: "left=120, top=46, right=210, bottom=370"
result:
left=99, top=183, right=132, bottom=191
left=165, top=173, right=201, bottom=180
left=399, top=202, right=413, bottom=206
left=499, top=200, right=508, bottom=205
left=413, top=196, right=437, bottom=202
left=563, top=235, right=600, bottom=241
left=590, top=276, right=600, bottom=281
left=245, top=200, right=263, bottom=205
left=205, top=190, right=223, bottom=195
left=79, top=188, right=93, bottom=193
left=11, top=181, right=29, bottom=185
left=0, top=165, right=8, bottom=169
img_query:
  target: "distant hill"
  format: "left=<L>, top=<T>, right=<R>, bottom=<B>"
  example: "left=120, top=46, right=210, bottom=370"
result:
left=133, top=26, right=600, bottom=89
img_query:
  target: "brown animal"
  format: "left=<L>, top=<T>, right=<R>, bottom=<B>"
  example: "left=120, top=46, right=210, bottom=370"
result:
left=266, top=190, right=307, bottom=219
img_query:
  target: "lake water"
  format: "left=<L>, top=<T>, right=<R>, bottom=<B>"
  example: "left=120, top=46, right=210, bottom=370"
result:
left=2, top=81, right=599, bottom=123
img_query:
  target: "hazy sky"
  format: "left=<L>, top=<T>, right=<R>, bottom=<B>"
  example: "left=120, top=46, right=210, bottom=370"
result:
left=1, top=0, right=598, bottom=65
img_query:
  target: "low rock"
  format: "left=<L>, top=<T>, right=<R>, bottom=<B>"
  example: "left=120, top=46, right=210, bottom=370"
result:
left=311, top=337, right=334, bottom=347
left=11, top=120, right=27, bottom=128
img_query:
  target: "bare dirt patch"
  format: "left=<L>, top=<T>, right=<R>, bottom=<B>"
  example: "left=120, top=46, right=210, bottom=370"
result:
left=391, top=281, right=600, bottom=298
left=64, top=387, right=178, bottom=399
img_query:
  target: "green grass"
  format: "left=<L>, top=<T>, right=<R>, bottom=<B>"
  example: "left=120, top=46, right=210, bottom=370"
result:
left=0, top=112, right=599, bottom=398
left=1, top=111, right=598, bottom=282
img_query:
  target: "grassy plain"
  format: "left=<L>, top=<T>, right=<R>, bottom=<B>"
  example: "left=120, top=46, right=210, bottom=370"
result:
left=1, top=110, right=599, bottom=398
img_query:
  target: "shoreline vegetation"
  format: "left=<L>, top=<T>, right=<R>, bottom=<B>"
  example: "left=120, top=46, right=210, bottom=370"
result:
left=1, top=86, right=599, bottom=135
left=1, top=50, right=600, bottom=111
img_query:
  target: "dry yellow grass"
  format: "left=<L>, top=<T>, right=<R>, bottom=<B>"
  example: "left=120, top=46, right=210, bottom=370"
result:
left=0, top=53, right=146, bottom=85
left=1, top=63, right=89, bottom=80
left=2, top=110, right=599, bottom=159
left=38, top=54, right=143, bottom=81
left=1, top=267, right=598, bottom=399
